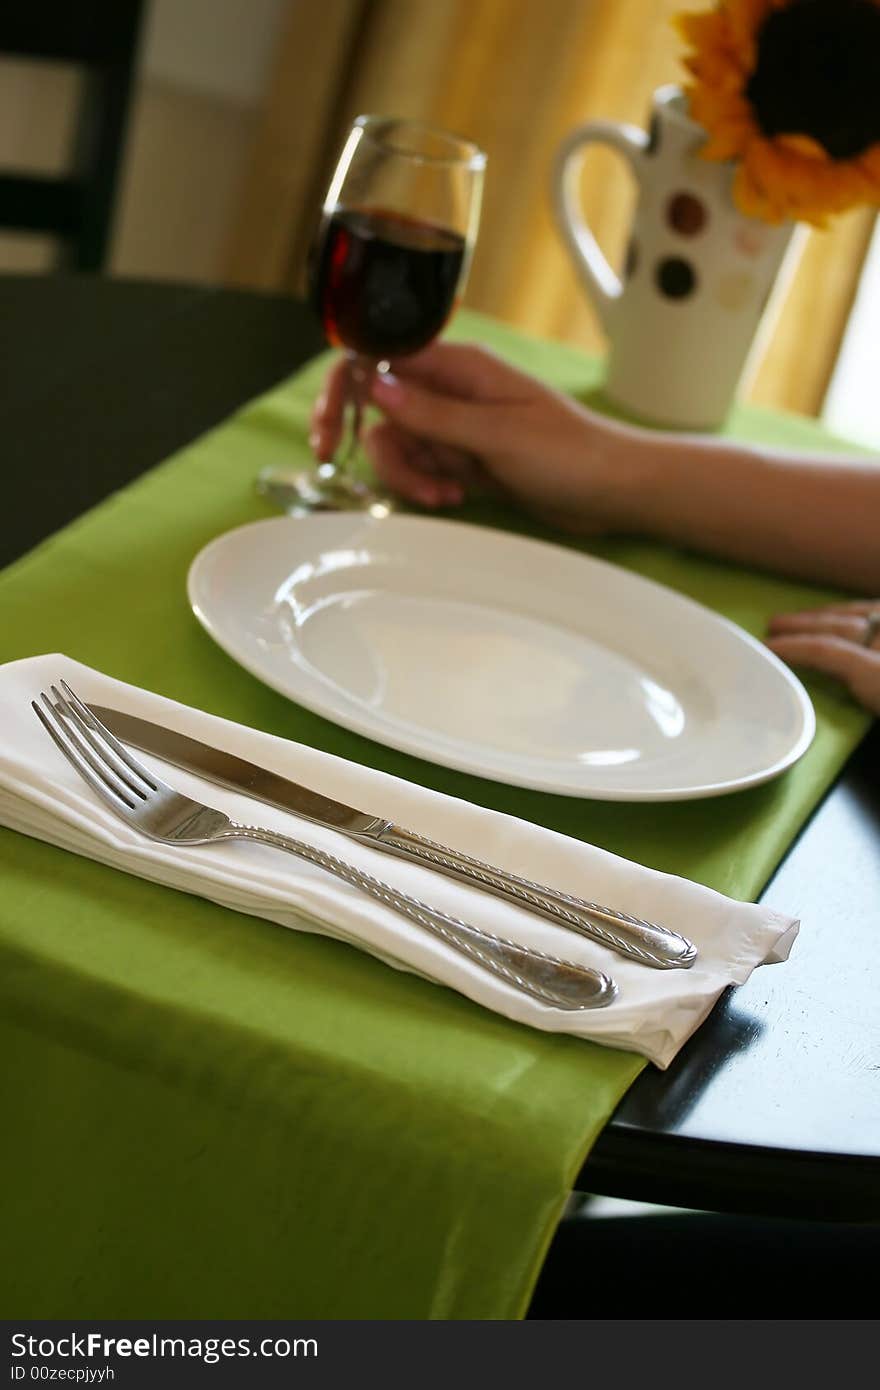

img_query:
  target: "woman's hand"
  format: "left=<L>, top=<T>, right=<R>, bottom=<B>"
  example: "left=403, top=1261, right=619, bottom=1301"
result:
left=767, top=602, right=880, bottom=715
left=309, top=342, right=644, bottom=534
left=310, top=342, right=880, bottom=715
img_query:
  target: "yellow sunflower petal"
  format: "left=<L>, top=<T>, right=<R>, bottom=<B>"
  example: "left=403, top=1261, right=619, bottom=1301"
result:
left=673, top=11, right=730, bottom=48
left=677, top=1, right=880, bottom=224
left=732, top=161, right=781, bottom=224
left=745, top=141, right=793, bottom=222
left=858, top=143, right=880, bottom=193
left=684, top=47, right=745, bottom=86
left=747, top=137, right=875, bottom=224
left=698, top=109, right=758, bottom=161
left=689, top=83, right=756, bottom=162
left=683, top=11, right=748, bottom=63
left=765, top=143, right=825, bottom=218
left=774, top=134, right=830, bottom=163
left=687, top=87, right=734, bottom=129
left=723, top=0, right=773, bottom=69
left=699, top=133, right=742, bottom=161
left=724, top=0, right=774, bottom=31
left=688, top=82, right=752, bottom=125
left=827, top=160, right=879, bottom=211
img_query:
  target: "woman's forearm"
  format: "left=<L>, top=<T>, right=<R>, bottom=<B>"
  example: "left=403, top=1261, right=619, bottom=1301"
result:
left=620, top=430, right=880, bottom=592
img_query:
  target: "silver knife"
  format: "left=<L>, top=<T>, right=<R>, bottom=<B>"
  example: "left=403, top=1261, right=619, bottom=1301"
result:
left=90, top=704, right=697, bottom=970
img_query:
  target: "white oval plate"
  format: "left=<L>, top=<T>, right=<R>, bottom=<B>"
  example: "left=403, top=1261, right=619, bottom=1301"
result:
left=188, top=514, right=814, bottom=800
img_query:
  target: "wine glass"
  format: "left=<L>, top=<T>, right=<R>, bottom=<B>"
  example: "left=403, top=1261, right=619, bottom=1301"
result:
left=257, top=115, right=486, bottom=516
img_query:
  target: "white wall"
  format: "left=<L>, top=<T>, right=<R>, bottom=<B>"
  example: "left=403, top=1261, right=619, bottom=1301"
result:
left=823, top=219, right=880, bottom=450
left=140, top=0, right=289, bottom=106
left=0, top=0, right=292, bottom=277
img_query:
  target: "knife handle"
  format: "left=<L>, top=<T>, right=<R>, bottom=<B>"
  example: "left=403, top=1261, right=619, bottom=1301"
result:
left=234, top=825, right=617, bottom=1011
left=365, top=825, right=697, bottom=970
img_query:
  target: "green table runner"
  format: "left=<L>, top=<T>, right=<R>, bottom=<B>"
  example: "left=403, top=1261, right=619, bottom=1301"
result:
left=0, top=310, right=870, bottom=1319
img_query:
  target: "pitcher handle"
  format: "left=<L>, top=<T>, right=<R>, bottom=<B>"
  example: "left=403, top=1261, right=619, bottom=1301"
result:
left=552, top=120, right=648, bottom=331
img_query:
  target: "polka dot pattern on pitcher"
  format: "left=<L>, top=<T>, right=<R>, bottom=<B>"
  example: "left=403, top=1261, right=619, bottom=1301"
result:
left=552, top=85, right=799, bottom=425
left=655, top=256, right=697, bottom=299
left=715, top=270, right=757, bottom=311
left=667, top=192, right=708, bottom=236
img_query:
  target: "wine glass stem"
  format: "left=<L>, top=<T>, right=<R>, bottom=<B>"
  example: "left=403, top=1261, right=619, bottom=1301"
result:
left=328, top=352, right=375, bottom=483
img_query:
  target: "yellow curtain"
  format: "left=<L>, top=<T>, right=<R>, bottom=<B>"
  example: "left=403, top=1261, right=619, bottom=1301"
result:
left=225, top=0, right=874, bottom=418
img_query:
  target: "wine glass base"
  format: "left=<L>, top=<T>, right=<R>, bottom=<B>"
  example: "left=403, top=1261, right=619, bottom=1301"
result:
left=256, top=466, right=392, bottom=518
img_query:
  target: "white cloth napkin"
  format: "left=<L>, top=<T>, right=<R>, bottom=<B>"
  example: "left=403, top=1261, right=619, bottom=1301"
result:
left=0, top=653, right=799, bottom=1067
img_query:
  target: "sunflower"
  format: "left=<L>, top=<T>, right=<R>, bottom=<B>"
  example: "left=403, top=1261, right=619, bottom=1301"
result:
left=675, top=0, right=880, bottom=225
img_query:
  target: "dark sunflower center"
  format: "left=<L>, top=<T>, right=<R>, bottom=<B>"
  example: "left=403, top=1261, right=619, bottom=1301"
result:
left=746, top=0, right=880, bottom=159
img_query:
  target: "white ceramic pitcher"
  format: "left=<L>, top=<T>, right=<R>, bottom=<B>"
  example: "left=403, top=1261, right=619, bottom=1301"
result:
left=553, top=84, right=805, bottom=430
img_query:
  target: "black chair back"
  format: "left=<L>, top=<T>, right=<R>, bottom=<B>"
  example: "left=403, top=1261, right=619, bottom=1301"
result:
left=0, top=1, right=144, bottom=270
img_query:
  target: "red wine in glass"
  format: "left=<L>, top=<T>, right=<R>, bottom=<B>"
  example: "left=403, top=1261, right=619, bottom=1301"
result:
left=257, top=116, right=484, bottom=515
left=312, top=206, right=466, bottom=359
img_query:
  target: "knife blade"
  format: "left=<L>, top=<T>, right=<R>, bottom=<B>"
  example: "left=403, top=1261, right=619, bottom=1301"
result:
left=89, top=703, right=697, bottom=970
left=90, top=706, right=387, bottom=836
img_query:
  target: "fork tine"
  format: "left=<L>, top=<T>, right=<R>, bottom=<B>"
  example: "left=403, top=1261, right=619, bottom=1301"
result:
left=45, top=687, right=146, bottom=806
left=33, top=693, right=139, bottom=812
left=59, top=680, right=159, bottom=793
left=53, top=683, right=155, bottom=800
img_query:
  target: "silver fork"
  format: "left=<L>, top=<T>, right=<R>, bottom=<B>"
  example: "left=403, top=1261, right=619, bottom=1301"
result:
left=33, top=681, right=618, bottom=1012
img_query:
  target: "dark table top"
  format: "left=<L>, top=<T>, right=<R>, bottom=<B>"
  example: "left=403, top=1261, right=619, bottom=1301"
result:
left=4, top=273, right=879, bottom=1221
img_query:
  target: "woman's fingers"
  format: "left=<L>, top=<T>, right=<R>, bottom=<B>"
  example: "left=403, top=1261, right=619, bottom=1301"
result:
left=364, top=422, right=467, bottom=508
left=371, top=370, right=505, bottom=452
left=766, top=634, right=880, bottom=714
left=309, top=358, right=349, bottom=460
left=309, top=343, right=518, bottom=463
left=797, top=599, right=880, bottom=618
left=382, top=341, right=522, bottom=400
left=766, top=611, right=870, bottom=644
left=767, top=601, right=880, bottom=712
